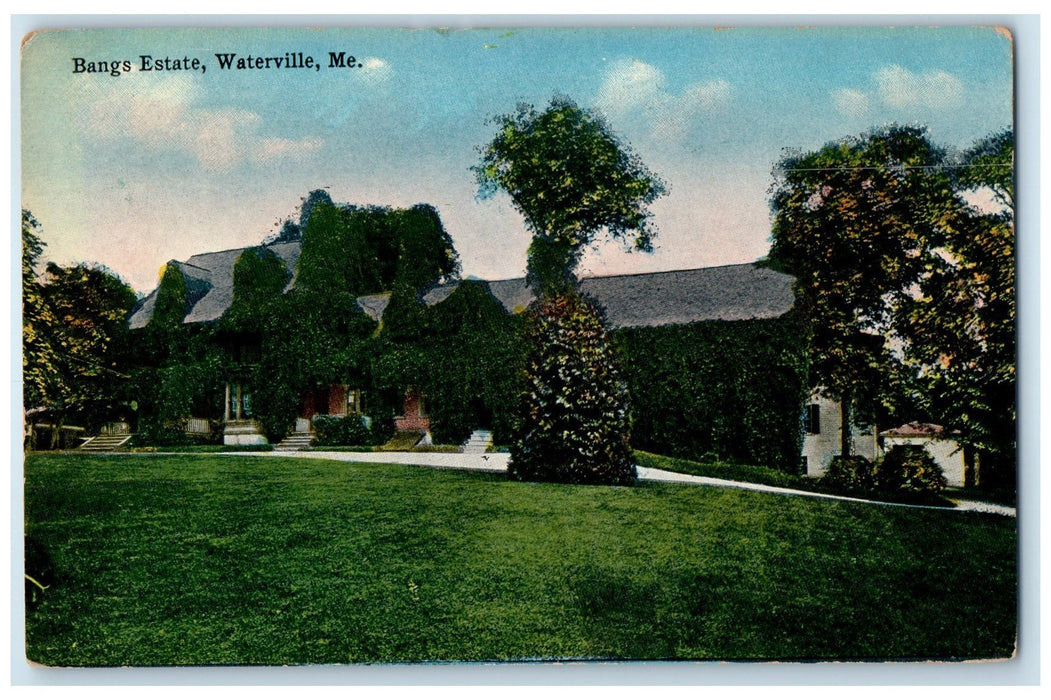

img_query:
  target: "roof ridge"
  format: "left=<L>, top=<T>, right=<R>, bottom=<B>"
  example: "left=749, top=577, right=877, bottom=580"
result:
left=479, top=262, right=768, bottom=285
left=579, top=261, right=765, bottom=282
left=175, top=260, right=214, bottom=274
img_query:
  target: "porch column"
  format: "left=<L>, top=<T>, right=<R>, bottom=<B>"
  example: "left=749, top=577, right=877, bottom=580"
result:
left=224, top=383, right=231, bottom=421
left=235, top=384, right=242, bottom=420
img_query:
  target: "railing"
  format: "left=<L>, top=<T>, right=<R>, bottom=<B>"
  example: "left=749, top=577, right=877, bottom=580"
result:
left=100, top=421, right=130, bottom=436
left=185, top=417, right=211, bottom=435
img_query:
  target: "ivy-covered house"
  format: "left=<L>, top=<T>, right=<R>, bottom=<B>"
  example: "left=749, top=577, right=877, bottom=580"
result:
left=125, top=192, right=811, bottom=469
left=129, top=235, right=811, bottom=469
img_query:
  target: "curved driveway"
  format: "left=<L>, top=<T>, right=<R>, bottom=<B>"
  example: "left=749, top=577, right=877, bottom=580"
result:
left=252, top=449, right=1016, bottom=517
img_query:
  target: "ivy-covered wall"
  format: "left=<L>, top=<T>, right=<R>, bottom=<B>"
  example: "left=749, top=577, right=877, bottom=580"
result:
left=374, top=280, right=526, bottom=445
left=610, top=308, right=812, bottom=471
left=130, top=263, right=227, bottom=442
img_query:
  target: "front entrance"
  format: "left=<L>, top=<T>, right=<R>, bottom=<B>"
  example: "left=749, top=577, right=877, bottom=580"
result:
left=394, top=387, right=431, bottom=432
left=298, top=385, right=360, bottom=433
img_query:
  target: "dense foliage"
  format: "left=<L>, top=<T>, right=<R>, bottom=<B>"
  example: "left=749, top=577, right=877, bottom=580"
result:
left=876, top=445, right=948, bottom=493
left=124, top=194, right=465, bottom=444
left=296, top=201, right=459, bottom=298
left=22, top=210, right=57, bottom=413
left=823, top=447, right=947, bottom=496
left=769, top=126, right=959, bottom=457
left=822, top=455, right=878, bottom=493
left=613, top=309, right=811, bottom=471
left=509, top=293, right=636, bottom=486
left=384, top=280, right=526, bottom=445
left=310, top=414, right=385, bottom=447
left=476, top=95, right=665, bottom=294
left=129, top=263, right=225, bottom=443
left=894, top=129, right=1015, bottom=486
left=22, top=211, right=138, bottom=445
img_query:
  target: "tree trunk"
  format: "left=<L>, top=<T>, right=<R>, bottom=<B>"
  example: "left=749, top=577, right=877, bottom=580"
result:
left=963, top=445, right=976, bottom=488
left=50, top=414, right=65, bottom=450
left=839, top=395, right=852, bottom=458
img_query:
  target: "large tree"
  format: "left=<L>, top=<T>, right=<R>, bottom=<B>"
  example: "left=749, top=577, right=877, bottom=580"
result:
left=476, top=96, right=665, bottom=485
left=476, top=95, right=666, bottom=294
left=769, top=125, right=960, bottom=457
left=24, top=244, right=137, bottom=446
left=894, top=129, right=1015, bottom=486
left=22, top=210, right=57, bottom=414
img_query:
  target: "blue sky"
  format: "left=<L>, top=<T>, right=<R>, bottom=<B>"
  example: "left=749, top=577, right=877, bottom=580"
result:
left=21, top=25, right=1013, bottom=293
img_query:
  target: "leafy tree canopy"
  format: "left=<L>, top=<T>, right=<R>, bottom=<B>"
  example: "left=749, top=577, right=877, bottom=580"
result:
left=769, top=125, right=959, bottom=455
left=476, top=95, right=666, bottom=294
left=22, top=210, right=57, bottom=411
left=34, top=261, right=137, bottom=436
left=894, top=129, right=1015, bottom=478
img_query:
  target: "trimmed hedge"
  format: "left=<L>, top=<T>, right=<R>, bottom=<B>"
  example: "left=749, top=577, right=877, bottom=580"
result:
left=311, top=414, right=384, bottom=447
left=508, top=292, right=636, bottom=486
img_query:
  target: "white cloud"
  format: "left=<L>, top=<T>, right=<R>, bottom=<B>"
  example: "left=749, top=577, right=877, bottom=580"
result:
left=73, top=74, right=322, bottom=172
left=359, top=56, right=393, bottom=84
left=832, top=88, right=870, bottom=118
left=253, top=136, right=324, bottom=162
left=874, top=65, right=965, bottom=110
left=595, top=59, right=731, bottom=143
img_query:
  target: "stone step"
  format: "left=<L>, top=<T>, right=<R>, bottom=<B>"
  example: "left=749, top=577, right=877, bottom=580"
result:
left=274, top=432, right=314, bottom=452
left=79, top=435, right=132, bottom=451
left=461, top=429, right=493, bottom=454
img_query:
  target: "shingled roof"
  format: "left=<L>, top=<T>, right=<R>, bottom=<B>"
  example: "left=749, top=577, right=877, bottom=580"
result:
left=425, top=264, right=796, bottom=328
left=128, top=243, right=301, bottom=329
left=129, top=240, right=795, bottom=330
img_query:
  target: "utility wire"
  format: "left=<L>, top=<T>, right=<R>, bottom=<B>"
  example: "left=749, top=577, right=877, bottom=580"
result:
left=780, top=162, right=1012, bottom=173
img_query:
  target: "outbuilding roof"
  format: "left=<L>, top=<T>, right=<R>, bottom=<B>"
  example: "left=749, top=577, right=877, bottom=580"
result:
left=129, top=240, right=795, bottom=330
left=880, top=422, right=952, bottom=438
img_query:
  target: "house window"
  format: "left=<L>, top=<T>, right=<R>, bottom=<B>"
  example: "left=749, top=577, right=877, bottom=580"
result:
left=346, top=389, right=363, bottom=415
left=806, top=404, right=821, bottom=435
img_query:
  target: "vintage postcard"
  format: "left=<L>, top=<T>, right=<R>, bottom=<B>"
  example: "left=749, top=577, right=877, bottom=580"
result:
left=19, top=22, right=1018, bottom=672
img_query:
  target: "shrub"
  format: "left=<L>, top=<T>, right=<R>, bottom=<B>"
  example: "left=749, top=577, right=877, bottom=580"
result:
left=875, top=445, right=948, bottom=493
left=311, top=414, right=379, bottom=447
left=509, top=292, right=636, bottom=486
left=821, top=455, right=877, bottom=492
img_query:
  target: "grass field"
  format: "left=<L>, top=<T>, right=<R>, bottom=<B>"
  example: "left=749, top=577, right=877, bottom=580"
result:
left=23, top=453, right=1017, bottom=666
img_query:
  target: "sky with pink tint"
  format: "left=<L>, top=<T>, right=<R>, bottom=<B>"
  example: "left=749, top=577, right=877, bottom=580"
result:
left=21, top=25, right=1012, bottom=294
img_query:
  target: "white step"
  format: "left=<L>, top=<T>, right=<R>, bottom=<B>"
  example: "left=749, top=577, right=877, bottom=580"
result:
left=461, top=429, right=493, bottom=454
left=79, top=435, right=132, bottom=451
left=274, top=432, right=314, bottom=452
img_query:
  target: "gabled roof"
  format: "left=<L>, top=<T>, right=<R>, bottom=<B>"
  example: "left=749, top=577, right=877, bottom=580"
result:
left=128, top=243, right=301, bottom=329
left=129, top=240, right=795, bottom=331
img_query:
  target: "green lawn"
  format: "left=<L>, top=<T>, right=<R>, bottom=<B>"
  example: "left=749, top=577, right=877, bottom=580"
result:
left=24, top=453, right=1016, bottom=666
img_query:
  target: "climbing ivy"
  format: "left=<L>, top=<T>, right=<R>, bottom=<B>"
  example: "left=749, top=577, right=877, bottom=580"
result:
left=223, top=247, right=290, bottom=334
left=414, top=281, right=525, bottom=444
left=611, top=307, right=812, bottom=472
